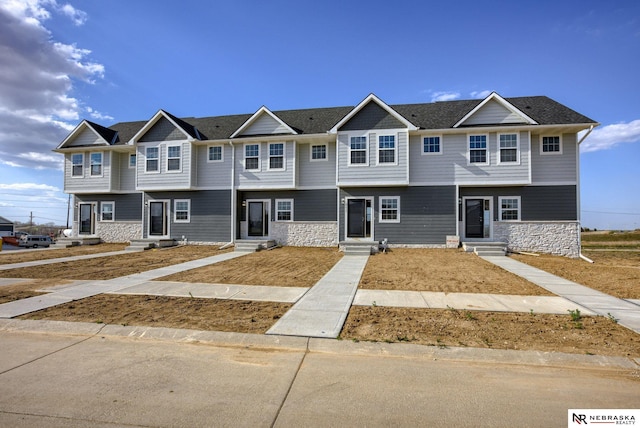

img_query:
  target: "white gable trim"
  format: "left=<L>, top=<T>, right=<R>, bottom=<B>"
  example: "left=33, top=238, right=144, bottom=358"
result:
left=129, top=110, right=194, bottom=143
left=230, top=106, right=298, bottom=138
left=56, top=120, right=113, bottom=149
left=453, top=92, right=538, bottom=128
left=329, top=94, right=418, bottom=134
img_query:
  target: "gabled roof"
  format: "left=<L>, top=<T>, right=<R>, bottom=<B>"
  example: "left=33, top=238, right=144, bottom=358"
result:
left=453, top=92, right=537, bottom=128
left=329, top=94, right=418, bottom=133
left=230, top=106, right=298, bottom=138
left=0, top=215, right=13, bottom=225
left=56, top=120, right=119, bottom=149
left=130, top=110, right=203, bottom=143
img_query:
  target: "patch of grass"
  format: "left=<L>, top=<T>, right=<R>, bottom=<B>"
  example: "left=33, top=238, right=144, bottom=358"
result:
left=568, top=309, right=582, bottom=322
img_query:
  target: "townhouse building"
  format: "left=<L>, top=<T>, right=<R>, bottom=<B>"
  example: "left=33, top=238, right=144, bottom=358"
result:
left=54, top=92, right=597, bottom=257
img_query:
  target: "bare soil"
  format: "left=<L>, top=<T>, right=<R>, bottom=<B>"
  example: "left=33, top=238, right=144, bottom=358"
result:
left=0, top=243, right=127, bottom=264
left=6, top=245, right=640, bottom=357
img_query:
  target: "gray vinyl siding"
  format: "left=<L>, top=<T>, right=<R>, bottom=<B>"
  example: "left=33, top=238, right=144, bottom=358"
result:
left=461, top=100, right=527, bottom=125
left=144, top=190, right=232, bottom=242
left=195, top=144, right=232, bottom=188
left=339, top=102, right=405, bottom=131
left=75, top=193, right=142, bottom=222
left=339, top=186, right=456, bottom=244
left=337, top=131, right=409, bottom=185
left=409, top=131, right=530, bottom=185
left=239, top=189, right=337, bottom=221
left=65, top=127, right=104, bottom=147
left=63, top=151, right=112, bottom=193
left=118, top=151, right=137, bottom=191
left=136, top=142, right=193, bottom=190
left=531, top=133, right=578, bottom=183
left=297, top=142, right=336, bottom=188
left=241, top=114, right=293, bottom=135
left=139, top=117, right=187, bottom=142
left=460, top=185, right=577, bottom=221
left=236, top=141, right=296, bottom=188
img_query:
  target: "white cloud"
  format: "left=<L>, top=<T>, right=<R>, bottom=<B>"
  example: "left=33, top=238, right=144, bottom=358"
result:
left=0, top=0, right=105, bottom=170
left=430, top=91, right=461, bottom=102
left=86, top=107, right=114, bottom=121
left=580, top=120, right=640, bottom=153
left=0, top=183, right=60, bottom=192
left=470, top=90, right=492, bottom=99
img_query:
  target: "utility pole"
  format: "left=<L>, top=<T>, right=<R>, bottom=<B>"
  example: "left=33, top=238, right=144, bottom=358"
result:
left=30, top=212, right=33, bottom=227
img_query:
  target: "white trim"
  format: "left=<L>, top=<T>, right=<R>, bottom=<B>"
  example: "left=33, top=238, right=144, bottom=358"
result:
left=100, top=201, right=115, bottom=222
left=348, top=134, right=369, bottom=167
left=379, top=196, right=400, bottom=223
left=344, top=196, right=375, bottom=241
left=145, top=146, right=160, bottom=173
left=130, top=110, right=193, bottom=143
left=57, top=120, right=113, bottom=149
left=453, top=92, right=538, bottom=128
left=245, top=199, right=271, bottom=238
left=376, top=134, right=398, bottom=166
left=329, top=93, right=418, bottom=133
left=540, top=135, right=563, bottom=155
left=207, top=144, right=224, bottom=163
left=230, top=106, right=298, bottom=138
left=147, top=199, right=170, bottom=238
left=71, top=153, right=84, bottom=178
left=467, top=133, right=490, bottom=166
left=461, top=196, right=493, bottom=240
left=173, top=199, right=191, bottom=223
left=128, top=153, right=136, bottom=169
left=89, top=151, right=104, bottom=177
left=421, top=135, right=443, bottom=155
left=498, top=196, right=521, bottom=221
left=268, top=142, right=286, bottom=171
left=166, top=144, right=182, bottom=173
left=244, top=143, right=261, bottom=171
left=310, top=144, right=328, bottom=162
left=497, top=132, right=520, bottom=165
left=275, top=198, right=294, bottom=222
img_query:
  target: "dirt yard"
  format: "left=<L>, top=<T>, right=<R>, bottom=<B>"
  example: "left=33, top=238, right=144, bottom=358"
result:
left=5, top=245, right=640, bottom=358
left=0, top=243, right=127, bottom=264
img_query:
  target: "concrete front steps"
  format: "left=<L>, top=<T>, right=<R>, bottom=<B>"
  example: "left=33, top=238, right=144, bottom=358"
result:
left=462, top=241, right=507, bottom=256
left=52, top=237, right=101, bottom=248
left=126, top=239, right=177, bottom=252
left=234, top=240, right=277, bottom=253
left=340, top=241, right=381, bottom=256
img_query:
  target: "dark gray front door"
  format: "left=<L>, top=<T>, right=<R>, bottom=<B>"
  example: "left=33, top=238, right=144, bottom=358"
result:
left=248, top=202, right=267, bottom=237
left=465, top=199, right=484, bottom=238
left=347, top=199, right=371, bottom=238
left=79, top=203, right=94, bottom=235
left=149, top=202, right=167, bottom=236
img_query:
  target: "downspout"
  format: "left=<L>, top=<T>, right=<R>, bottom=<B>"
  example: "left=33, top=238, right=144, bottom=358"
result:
left=577, top=125, right=596, bottom=262
left=219, top=140, right=236, bottom=250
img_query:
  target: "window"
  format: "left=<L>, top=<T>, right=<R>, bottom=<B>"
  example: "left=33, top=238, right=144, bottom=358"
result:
left=146, top=147, right=159, bottom=172
left=90, top=152, right=102, bottom=176
left=423, top=136, right=442, bottom=154
left=499, top=197, right=521, bottom=221
left=100, top=202, right=114, bottom=222
left=499, top=133, right=519, bottom=163
left=469, top=135, right=488, bottom=164
left=245, top=144, right=260, bottom=170
left=349, top=136, right=367, bottom=165
left=311, top=144, right=327, bottom=161
left=174, top=199, right=190, bottom=222
left=71, top=153, right=83, bottom=177
left=167, top=145, right=181, bottom=171
left=129, top=153, right=136, bottom=169
left=269, top=143, right=284, bottom=170
left=378, top=135, right=396, bottom=164
left=541, top=135, right=562, bottom=154
left=208, top=145, right=223, bottom=162
left=379, top=197, right=400, bottom=222
left=275, top=199, right=293, bottom=221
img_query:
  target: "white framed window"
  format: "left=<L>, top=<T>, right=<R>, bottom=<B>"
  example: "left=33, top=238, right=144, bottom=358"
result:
left=129, top=153, right=136, bottom=169
left=311, top=144, right=327, bottom=161
left=245, top=144, right=260, bottom=171
left=499, top=196, right=521, bottom=221
left=71, top=153, right=83, bottom=177
left=377, top=135, right=396, bottom=165
left=422, top=136, right=442, bottom=155
left=498, top=133, right=519, bottom=164
left=208, top=145, right=223, bottom=162
left=540, top=135, right=562, bottom=155
left=269, top=143, right=285, bottom=170
left=379, top=196, right=400, bottom=223
left=90, top=152, right=103, bottom=176
left=349, top=136, right=368, bottom=166
left=167, top=145, right=181, bottom=172
left=275, top=199, right=293, bottom=221
left=146, top=147, right=159, bottom=172
left=468, top=134, right=489, bottom=165
left=100, top=201, right=114, bottom=222
left=174, top=199, right=190, bottom=222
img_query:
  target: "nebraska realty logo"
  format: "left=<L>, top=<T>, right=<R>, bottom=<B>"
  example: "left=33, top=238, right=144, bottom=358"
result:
left=569, top=409, right=638, bottom=425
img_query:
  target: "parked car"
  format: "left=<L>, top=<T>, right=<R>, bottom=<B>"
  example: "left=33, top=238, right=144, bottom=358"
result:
left=18, top=235, right=52, bottom=248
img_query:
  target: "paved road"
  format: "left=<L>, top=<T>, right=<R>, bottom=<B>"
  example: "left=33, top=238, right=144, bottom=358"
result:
left=1, top=321, right=638, bottom=428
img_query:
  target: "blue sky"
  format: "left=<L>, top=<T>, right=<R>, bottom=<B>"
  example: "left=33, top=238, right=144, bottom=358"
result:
left=1, top=0, right=639, bottom=230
